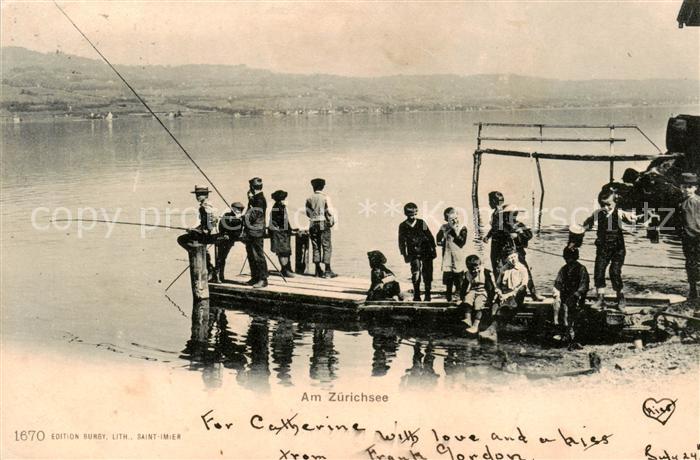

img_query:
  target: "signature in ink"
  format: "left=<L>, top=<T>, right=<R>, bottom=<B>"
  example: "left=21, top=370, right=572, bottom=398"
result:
left=642, top=398, right=677, bottom=425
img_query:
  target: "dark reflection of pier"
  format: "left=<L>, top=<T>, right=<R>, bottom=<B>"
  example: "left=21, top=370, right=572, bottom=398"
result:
left=369, top=327, right=400, bottom=377
left=180, top=297, right=580, bottom=391
left=309, top=328, right=339, bottom=383
left=400, top=341, right=439, bottom=388
left=270, top=319, right=297, bottom=386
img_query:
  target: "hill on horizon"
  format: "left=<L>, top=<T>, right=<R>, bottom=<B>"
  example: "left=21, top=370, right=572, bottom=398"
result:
left=1, top=46, right=698, bottom=115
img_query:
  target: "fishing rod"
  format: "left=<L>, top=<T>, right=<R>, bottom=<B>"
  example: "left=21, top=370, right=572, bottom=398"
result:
left=54, top=2, right=289, bottom=285
left=50, top=218, right=189, bottom=231
left=52, top=1, right=231, bottom=211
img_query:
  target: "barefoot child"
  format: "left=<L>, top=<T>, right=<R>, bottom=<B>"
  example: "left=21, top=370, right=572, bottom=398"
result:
left=461, top=255, right=498, bottom=334
left=437, top=207, right=468, bottom=302
left=366, top=250, right=403, bottom=301
left=552, top=246, right=590, bottom=342
left=580, top=189, right=653, bottom=309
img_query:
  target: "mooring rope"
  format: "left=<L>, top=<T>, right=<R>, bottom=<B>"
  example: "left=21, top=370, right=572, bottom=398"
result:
left=525, top=245, right=684, bottom=271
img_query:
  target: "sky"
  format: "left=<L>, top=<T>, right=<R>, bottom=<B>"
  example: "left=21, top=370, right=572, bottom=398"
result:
left=1, top=1, right=698, bottom=80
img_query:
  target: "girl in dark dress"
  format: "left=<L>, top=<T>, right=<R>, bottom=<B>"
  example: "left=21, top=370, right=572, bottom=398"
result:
left=269, top=190, right=295, bottom=277
left=366, top=251, right=403, bottom=301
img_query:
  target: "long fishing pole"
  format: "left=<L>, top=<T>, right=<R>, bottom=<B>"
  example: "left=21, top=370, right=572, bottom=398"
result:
left=50, top=218, right=190, bottom=231
left=165, top=264, right=191, bottom=291
left=55, top=2, right=287, bottom=287
left=52, top=1, right=231, bottom=210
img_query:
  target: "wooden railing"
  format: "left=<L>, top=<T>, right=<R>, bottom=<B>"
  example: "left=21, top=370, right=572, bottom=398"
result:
left=471, top=122, right=672, bottom=235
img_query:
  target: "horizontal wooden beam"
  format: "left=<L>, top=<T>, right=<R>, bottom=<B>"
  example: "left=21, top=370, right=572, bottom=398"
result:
left=479, top=136, right=626, bottom=143
left=476, top=148, right=681, bottom=162
left=474, top=123, right=638, bottom=129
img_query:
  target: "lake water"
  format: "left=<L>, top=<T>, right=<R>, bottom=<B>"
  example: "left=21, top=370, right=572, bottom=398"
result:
left=1, top=106, right=694, bottom=391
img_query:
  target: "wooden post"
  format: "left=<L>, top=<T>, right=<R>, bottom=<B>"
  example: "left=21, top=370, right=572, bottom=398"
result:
left=471, top=123, right=483, bottom=236
left=609, top=126, right=615, bottom=182
left=189, top=297, right=210, bottom=345
left=187, top=243, right=209, bottom=301
left=535, top=157, right=545, bottom=233
left=471, top=151, right=482, bottom=236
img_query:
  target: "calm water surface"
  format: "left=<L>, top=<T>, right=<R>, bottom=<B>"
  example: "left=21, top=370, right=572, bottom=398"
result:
left=1, top=106, right=693, bottom=390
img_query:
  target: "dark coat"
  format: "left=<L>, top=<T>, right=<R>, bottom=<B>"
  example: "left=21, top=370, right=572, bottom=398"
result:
left=244, top=191, right=267, bottom=238
left=269, top=202, right=292, bottom=256
left=554, top=261, right=590, bottom=307
left=398, top=218, right=437, bottom=261
left=367, top=265, right=401, bottom=301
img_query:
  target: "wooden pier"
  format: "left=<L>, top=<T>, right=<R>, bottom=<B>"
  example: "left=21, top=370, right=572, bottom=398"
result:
left=209, top=273, right=462, bottom=318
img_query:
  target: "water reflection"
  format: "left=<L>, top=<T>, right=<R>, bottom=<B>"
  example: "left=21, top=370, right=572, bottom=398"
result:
left=238, top=318, right=271, bottom=391
left=309, top=328, right=338, bottom=384
left=400, top=341, right=439, bottom=388
left=270, top=319, right=296, bottom=386
left=180, top=301, right=619, bottom=391
left=369, top=326, right=399, bottom=377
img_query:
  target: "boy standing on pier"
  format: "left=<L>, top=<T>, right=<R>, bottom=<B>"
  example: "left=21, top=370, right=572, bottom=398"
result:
left=306, top=178, right=337, bottom=278
left=437, top=207, right=468, bottom=302
left=580, top=189, right=653, bottom=309
left=398, top=202, right=437, bottom=301
left=244, top=177, right=268, bottom=288
left=483, top=191, right=506, bottom=277
left=678, top=173, right=700, bottom=300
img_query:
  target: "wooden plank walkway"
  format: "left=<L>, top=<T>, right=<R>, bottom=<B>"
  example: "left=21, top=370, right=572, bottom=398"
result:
left=209, top=273, right=684, bottom=321
left=209, top=273, right=463, bottom=316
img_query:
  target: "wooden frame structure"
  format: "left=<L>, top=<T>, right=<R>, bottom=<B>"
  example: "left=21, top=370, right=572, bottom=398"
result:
left=471, top=122, right=678, bottom=234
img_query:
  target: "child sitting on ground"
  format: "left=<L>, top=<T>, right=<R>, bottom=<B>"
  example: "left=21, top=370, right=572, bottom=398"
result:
left=552, top=246, right=590, bottom=343
left=366, top=250, right=403, bottom=301
left=436, top=207, right=468, bottom=302
left=579, top=188, right=653, bottom=309
left=460, top=255, right=498, bottom=334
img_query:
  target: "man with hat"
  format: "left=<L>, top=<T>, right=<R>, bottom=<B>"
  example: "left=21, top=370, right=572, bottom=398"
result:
left=679, top=172, right=700, bottom=300
left=177, top=185, right=218, bottom=279
left=244, top=177, right=268, bottom=288
left=216, top=201, right=246, bottom=282
left=305, top=178, right=337, bottom=278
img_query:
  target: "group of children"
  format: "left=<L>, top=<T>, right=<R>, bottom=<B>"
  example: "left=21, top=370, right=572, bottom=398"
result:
left=365, top=181, right=676, bottom=341
left=368, top=196, right=541, bottom=334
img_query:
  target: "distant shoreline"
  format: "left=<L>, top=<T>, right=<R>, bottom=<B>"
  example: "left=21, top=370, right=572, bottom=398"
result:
left=3, top=102, right=698, bottom=124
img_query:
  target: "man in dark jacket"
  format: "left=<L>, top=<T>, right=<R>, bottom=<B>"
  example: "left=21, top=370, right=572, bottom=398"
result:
left=244, top=177, right=268, bottom=288
left=398, top=202, right=437, bottom=301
